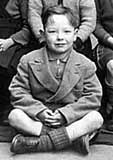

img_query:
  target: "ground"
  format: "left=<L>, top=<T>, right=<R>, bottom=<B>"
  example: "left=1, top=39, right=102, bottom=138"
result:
left=0, top=124, right=113, bottom=160
left=0, top=143, right=113, bottom=160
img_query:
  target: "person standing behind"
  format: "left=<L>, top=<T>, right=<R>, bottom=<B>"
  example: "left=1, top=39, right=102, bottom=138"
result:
left=94, top=0, right=113, bottom=130
left=28, top=0, right=96, bottom=60
left=0, top=0, right=38, bottom=123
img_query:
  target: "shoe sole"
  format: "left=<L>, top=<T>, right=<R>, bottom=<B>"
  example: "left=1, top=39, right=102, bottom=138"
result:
left=10, top=134, right=22, bottom=153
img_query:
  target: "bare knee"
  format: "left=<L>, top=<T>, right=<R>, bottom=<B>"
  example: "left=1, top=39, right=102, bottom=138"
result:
left=106, top=60, right=113, bottom=84
left=8, top=109, right=24, bottom=127
left=88, top=111, right=103, bottom=129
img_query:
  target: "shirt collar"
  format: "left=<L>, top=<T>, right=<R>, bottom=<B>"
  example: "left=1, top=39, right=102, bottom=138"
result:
left=47, top=48, right=72, bottom=63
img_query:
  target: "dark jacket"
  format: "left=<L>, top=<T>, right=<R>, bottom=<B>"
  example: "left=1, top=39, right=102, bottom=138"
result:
left=0, top=0, right=30, bottom=45
left=0, top=0, right=33, bottom=69
left=94, top=0, right=113, bottom=66
left=94, top=0, right=113, bottom=47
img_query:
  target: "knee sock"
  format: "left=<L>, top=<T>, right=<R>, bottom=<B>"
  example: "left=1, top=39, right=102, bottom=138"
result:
left=37, top=127, right=71, bottom=151
left=40, top=125, right=54, bottom=135
left=37, top=134, right=53, bottom=151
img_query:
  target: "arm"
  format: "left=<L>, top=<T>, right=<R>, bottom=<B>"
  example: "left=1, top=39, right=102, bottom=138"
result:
left=58, top=61, right=102, bottom=125
left=10, top=0, right=31, bottom=45
left=28, top=0, right=44, bottom=42
left=9, top=56, right=47, bottom=119
left=77, top=0, right=96, bottom=42
left=94, top=0, right=113, bottom=49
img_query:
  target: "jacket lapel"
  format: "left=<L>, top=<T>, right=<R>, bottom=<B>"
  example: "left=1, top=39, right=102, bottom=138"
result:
left=29, top=48, right=59, bottom=93
left=46, top=50, right=81, bottom=102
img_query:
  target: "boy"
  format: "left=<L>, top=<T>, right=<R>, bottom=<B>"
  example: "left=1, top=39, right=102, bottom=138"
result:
left=8, top=6, right=103, bottom=154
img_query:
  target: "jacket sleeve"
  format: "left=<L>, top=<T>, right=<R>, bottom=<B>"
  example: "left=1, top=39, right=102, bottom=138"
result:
left=77, top=0, right=96, bottom=42
left=10, top=0, right=31, bottom=45
left=28, top=0, right=44, bottom=40
left=9, top=55, right=47, bottom=119
left=94, top=0, right=111, bottom=45
left=58, top=61, right=102, bottom=125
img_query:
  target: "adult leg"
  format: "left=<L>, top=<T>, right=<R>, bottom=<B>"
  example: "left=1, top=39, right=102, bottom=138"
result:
left=104, top=59, right=113, bottom=130
left=95, top=45, right=113, bottom=124
left=0, top=66, right=15, bottom=123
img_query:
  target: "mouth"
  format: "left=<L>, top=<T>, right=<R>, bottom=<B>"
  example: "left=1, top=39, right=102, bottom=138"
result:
left=55, top=43, right=66, bottom=47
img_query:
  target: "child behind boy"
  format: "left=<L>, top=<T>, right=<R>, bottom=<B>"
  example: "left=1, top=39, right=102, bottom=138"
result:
left=8, top=5, right=103, bottom=155
left=0, top=0, right=39, bottom=122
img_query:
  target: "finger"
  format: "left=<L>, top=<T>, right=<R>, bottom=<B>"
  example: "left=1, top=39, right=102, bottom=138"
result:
left=54, top=110, right=59, bottom=114
left=46, top=114, right=57, bottom=120
left=46, top=110, right=55, bottom=116
left=52, top=114, right=61, bottom=120
left=0, top=48, right=3, bottom=52
left=50, top=122, right=61, bottom=127
left=45, top=118, right=58, bottom=123
left=44, top=122, right=51, bottom=127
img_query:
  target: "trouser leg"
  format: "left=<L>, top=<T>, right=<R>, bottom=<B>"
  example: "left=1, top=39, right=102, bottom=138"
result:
left=104, top=80, right=113, bottom=130
left=105, top=63, right=113, bottom=118
left=0, top=66, right=15, bottom=123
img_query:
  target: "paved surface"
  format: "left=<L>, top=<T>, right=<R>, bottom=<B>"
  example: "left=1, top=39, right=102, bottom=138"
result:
left=0, top=143, right=113, bottom=160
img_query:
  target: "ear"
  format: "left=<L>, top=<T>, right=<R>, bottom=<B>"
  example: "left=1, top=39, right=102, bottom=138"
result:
left=74, top=28, right=78, bottom=42
left=40, top=30, right=46, bottom=42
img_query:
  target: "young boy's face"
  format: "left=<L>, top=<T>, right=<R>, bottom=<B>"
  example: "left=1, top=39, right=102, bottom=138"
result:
left=45, top=14, right=76, bottom=54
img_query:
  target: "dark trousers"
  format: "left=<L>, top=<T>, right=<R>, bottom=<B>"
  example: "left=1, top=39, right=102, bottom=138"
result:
left=74, top=37, right=94, bottom=61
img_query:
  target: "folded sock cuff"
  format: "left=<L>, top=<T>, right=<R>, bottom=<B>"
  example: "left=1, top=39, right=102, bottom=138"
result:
left=48, top=127, right=71, bottom=150
left=41, top=125, right=55, bottom=135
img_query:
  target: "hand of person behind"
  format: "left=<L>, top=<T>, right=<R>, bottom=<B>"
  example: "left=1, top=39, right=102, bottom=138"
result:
left=0, top=38, right=14, bottom=52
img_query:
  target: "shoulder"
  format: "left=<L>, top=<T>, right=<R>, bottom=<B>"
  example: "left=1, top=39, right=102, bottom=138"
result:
left=20, top=47, right=44, bottom=64
left=73, top=50, right=96, bottom=72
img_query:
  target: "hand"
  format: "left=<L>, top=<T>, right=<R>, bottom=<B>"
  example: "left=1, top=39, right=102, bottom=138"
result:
left=107, top=60, right=113, bottom=72
left=0, top=38, right=14, bottom=52
left=107, top=36, right=113, bottom=46
left=37, top=109, right=55, bottom=123
left=45, top=110, right=66, bottom=127
left=106, top=59, right=113, bottom=85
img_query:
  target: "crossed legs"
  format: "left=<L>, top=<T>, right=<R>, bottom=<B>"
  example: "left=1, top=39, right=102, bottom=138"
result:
left=8, top=109, right=103, bottom=153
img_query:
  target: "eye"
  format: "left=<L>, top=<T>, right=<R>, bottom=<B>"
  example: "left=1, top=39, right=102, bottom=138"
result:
left=64, top=30, right=72, bottom=33
left=48, top=30, right=56, bottom=33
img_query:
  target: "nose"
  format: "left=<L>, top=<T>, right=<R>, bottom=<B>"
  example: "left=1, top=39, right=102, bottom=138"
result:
left=57, top=31, right=64, bottom=40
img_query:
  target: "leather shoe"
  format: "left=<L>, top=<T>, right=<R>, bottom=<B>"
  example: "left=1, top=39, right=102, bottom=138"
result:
left=106, top=119, right=113, bottom=131
left=11, top=134, right=39, bottom=154
left=73, top=135, right=89, bottom=155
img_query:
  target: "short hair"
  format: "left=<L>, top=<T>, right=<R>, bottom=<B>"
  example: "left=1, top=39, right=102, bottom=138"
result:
left=42, top=5, right=78, bottom=29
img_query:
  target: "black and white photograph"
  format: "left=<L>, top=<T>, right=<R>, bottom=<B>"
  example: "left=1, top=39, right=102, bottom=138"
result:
left=0, top=0, right=113, bottom=159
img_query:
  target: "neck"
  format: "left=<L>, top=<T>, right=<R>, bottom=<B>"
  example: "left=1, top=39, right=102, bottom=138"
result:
left=47, top=47, right=72, bottom=60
